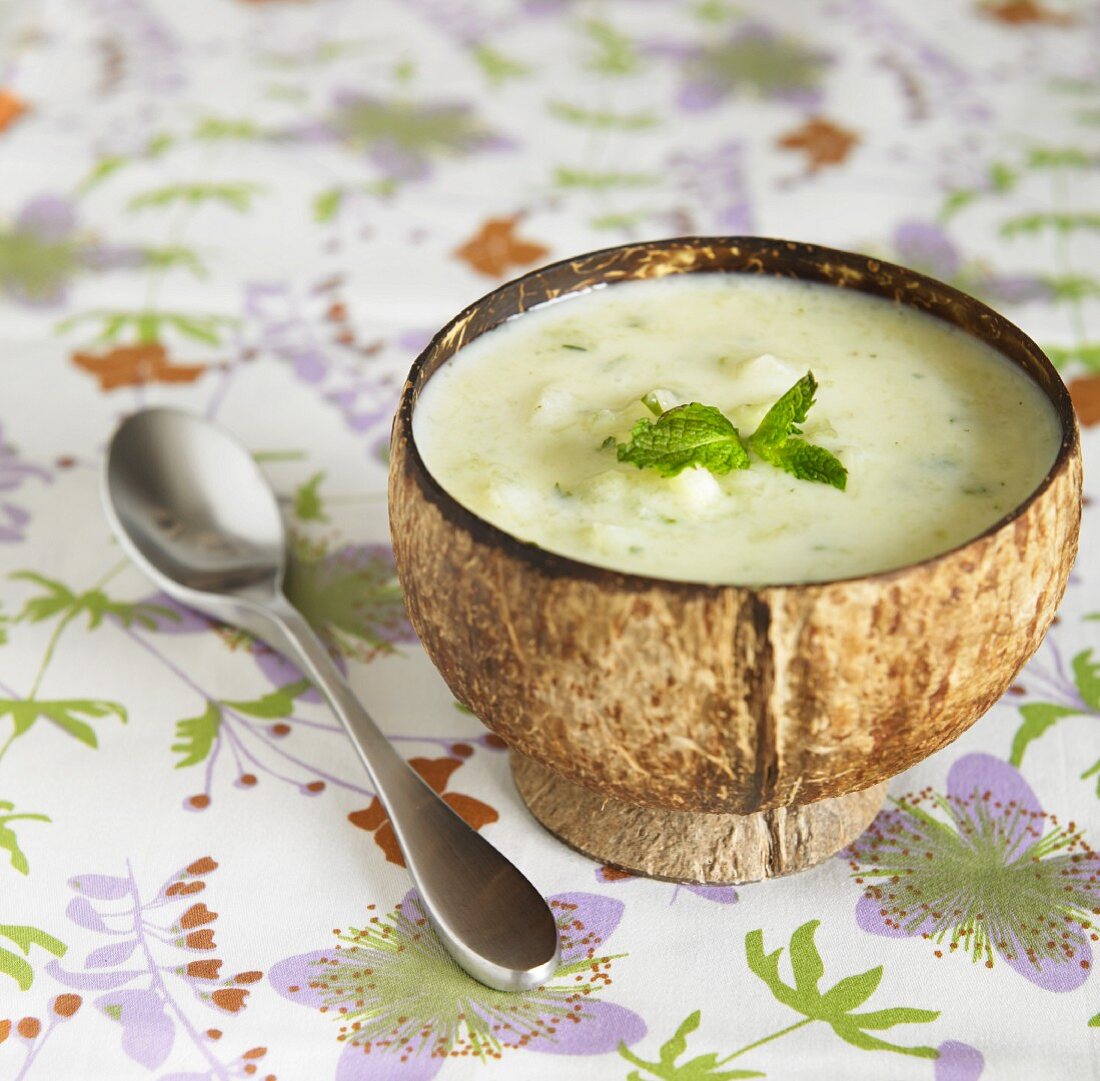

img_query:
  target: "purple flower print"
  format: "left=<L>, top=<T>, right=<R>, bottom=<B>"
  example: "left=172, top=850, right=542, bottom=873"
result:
left=81, top=0, right=186, bottom=94
left=242, top=282, right=331, bottom=385
left=1, top=196, right=85, bottom=307
left=666, top=141, right=753, bottom=234
left=127, top=544, right=413, bottom=664
left=241, top=280, right=403, bottom=450
left=844, top=753, right=1100, bottom=991
left=269, top=890, right=645, bottom=1079
left=290, top=92, right=506, bottom=184
left=826, top=0, right=991, bottom=124
left=0, top=502, right=31, bottom=543
left=893, top=221, right=963, bottom=280
left=935, top=1040, right=985, bottom=1081
left=891, top=221, right=1050, bottom=306
left=0, top=423, right=50, bottom=542
left=0, top=194, right=144, bottom=307
left=402, top=0, right=498, bottom=44
left=44, top=857, right=271, bottom=1076
left=282, top=541, right=416, bottom=663
left=250, top=639, right=345, bottom=704
left=669, top=24, right=831, bottom=112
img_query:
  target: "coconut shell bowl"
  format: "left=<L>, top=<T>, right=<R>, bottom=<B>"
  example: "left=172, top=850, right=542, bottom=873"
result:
left=388, top=237, right=1082, bottom=885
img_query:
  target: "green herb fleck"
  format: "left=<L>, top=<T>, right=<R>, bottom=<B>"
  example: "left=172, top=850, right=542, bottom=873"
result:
left=746, top=372, right=847, bottom=490
left=617, top=403, right=750, bottom=478
left=562, top=343, right=588, bottom=352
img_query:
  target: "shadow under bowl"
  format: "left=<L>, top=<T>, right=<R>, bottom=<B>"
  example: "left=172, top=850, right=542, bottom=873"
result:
left=388, top=237, right=1082, bottom=884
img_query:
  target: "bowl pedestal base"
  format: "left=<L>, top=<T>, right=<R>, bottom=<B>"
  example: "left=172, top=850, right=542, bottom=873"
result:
left=511, top=752, right=888, bottom=885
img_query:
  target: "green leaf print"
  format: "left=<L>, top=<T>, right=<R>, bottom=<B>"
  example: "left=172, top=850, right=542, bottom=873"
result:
left=940, top=189, right=979, bottom=221
left=1017, top=651, right=1100, bottom=783
left=222, top=680, right=311, bottom=719
left=621, top=923, right=941, bottom=1076
left=293, top=472, right=328, bottom=522
left=582, top=19, right=640, bottom=75
left=1010, top=703, right=1083, bottom=766
left=10, top=571, right=175, bottom=630
left=192, top=116, right=266, bottom=141
left=1072, top=649, right=1100, bottom=709
left=127, top=182, right=266, bottom=214
left=56, top=309, right=238, bottom=347
left=75, top=154, right=131, bottom=194
left=0, top=229, right=85, bottom=302
left=314, top=188, right=343, bottom=223
left=471, top=44, right=531, bottom=85
left=988, top=161, right=1018, bottom=191
left=140, top=245, right=207, bottom=278
left=11, top=572, right=77, bottom=623
left=0, top=924, right=66, bottom=991
left=284, top=540, right=412, bottom=659
left=0, top=698, right=127, bottom=749
left=325, top=98, right=489, bottom=156
left=1000, top=212, right=1100, bottom=238
left=693, top=0, right=740, bottom=22
left=548, top=101, right=659, bottom=130
left=171, top=701, right=222, bottom=768
left=1026, top=147, right=1096, bottom=169
left=745, top=921, right=938, bottom=1058
left=619, top=1011, right=764, bottom=1080
left=553, top=168, right=659, bottom=190
left=1044, top=343, right=1100, bottom=371
left=0, top=801, right=50, bottom=875
left=1045, top=275, right=1100, bottom=301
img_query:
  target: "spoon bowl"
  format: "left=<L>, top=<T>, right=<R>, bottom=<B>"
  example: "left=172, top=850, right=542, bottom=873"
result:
left=103, top=407, right=561, bottom=992
left=105, top=409, right=284, bottom=612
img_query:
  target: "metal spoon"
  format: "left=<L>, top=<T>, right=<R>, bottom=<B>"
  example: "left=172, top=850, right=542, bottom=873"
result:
left=102, top=407, right=560, bottom=992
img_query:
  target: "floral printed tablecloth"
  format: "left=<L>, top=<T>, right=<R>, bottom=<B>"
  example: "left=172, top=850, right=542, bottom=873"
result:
left=0, top=1, right=1098, bottom=1078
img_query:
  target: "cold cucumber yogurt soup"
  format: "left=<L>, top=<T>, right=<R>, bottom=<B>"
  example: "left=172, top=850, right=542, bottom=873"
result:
left=413, top=275, right=1061, bottom=585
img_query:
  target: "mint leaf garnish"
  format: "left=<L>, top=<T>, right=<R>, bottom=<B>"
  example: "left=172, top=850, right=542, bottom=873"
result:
left=607, top=371, right=847, bottom=488
left=751, top=370, right=817, bottom=445
left=616, top=402, right=750, bottom=477
left=747, top=372, right=847, bottom=490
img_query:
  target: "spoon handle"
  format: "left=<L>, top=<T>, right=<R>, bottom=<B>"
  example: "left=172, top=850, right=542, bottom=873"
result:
left=262, top=597, right=561, bottom=992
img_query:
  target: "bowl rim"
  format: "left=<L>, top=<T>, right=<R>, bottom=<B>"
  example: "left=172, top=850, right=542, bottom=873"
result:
left=392, top=235, right=1081, bottom=594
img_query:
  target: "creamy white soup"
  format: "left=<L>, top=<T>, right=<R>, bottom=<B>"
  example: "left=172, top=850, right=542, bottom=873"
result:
left=413, top=275, right=1061, bottom=585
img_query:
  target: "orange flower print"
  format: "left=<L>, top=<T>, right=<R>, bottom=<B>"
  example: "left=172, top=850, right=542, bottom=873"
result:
left=348, top=756, right=499, bottom=866
left=1070, top=374, right=1100, bottom=427
left=777, top=116, right=859, bottom=173
left=0, top=996, right=82, bottom=1074
left=980, top=0, right=1075, bottom=24
left=71, top=342, right=207, bottom=391
left=51, top=995, right=81, bottom=1018
left=211, top=988, right=249, bottom=1013
left=453, top=215, right=549, bottom=277
left=0, top=90, right=28, bottom=134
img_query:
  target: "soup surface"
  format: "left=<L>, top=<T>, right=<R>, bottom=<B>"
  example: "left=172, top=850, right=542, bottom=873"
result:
left=413, top=275, right=1061, bottom=585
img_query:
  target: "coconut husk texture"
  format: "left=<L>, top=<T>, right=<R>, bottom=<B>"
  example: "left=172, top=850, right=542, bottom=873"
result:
left=389, top=238, right=1082, bottom=835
